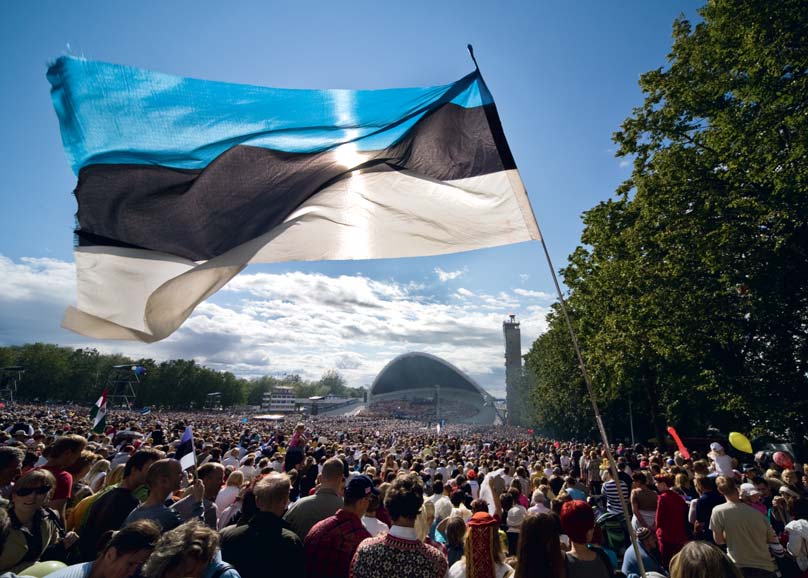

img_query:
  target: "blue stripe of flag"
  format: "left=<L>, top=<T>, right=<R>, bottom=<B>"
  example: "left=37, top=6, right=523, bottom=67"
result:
left=48, top=57, right=493, bottom=174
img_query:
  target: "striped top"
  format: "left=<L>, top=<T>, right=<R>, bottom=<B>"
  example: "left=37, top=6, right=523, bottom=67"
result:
left=602, top=479, right=630, bottom=515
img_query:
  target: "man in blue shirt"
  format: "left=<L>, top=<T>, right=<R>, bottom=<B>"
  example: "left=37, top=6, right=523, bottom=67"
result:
left=622, top=527, right=668, bottom=578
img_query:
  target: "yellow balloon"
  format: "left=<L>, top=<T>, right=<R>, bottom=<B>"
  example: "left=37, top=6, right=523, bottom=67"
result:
left=729, top=432, right=753, bottom=454
left=19, top=560, right=68, bottom=578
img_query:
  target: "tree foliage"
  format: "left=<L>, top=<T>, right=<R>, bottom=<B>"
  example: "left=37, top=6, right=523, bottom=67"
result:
left=0, top=343, right=364, bottom=408
left=525, top=0, right=808, bottom=448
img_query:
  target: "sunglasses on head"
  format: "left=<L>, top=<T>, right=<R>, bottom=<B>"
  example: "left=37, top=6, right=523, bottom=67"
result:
left=15, top=486, right=51, bottom=497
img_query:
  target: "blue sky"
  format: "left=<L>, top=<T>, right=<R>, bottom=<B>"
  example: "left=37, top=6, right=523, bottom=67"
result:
left=0, top=1, right=704, bottom=397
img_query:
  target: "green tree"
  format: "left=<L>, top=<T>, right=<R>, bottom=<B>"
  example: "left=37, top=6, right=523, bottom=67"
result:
left=319, top=370, right=347, bottom=397
left=527, top=0, right=808, bottom=448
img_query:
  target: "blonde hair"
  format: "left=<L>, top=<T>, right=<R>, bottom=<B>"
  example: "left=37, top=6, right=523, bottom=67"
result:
left=669, top=541, right=743, bottom=578
left=225, top=470, right=244, bottom=488
left=84, top=459, right=110, bottom=483
left=105, top=463, right=126, bottom=487
left=414, top=499, right=435, bottom=542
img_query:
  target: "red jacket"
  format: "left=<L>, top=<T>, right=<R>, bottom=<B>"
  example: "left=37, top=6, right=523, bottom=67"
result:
left=655, top=490, right=688, bottom=544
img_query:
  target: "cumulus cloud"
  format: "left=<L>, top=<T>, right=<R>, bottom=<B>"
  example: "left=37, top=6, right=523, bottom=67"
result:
left=0, top=255, right=551, bottom=394
left=514, top=288, right=554, bottom=300
left=1, top=256, right=75, bottom=302
left=434, top=267, right=466, bottom=282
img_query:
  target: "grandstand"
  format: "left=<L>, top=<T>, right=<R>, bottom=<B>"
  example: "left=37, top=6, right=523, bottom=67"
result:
left=364, top=352, right=498, bottom=425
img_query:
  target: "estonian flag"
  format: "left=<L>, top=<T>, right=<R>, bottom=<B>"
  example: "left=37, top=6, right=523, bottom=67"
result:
left=90, top=390, right=107, bottom=434
left=48, top=57, right=541, bottom=342
left=176, top=426, right=196, bottom=471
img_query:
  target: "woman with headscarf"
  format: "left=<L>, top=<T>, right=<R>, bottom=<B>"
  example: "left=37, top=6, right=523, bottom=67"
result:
left=447, top=476, right=511, bottom=578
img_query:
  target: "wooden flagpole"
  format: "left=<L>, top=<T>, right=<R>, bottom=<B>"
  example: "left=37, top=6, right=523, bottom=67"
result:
left=465, top=43, right=649, bottom=578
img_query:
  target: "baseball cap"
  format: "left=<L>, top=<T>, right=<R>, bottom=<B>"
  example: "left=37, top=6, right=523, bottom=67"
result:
left=710, top=442, right=723, bottom=452
left=344, top=475, right=380, bottom=500
left=740, top=483, right=761, bottom=497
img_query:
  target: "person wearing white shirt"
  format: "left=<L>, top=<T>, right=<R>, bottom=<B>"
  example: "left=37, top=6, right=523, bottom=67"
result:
left=221, top=449, right=240, bottom=469
left=362, top=495, right=389, bottom=536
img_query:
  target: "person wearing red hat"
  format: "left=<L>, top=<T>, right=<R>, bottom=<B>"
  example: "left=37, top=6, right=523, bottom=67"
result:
left=446, top=476, right=510, bottom=578
left=467, top=470, right=479, bottom=500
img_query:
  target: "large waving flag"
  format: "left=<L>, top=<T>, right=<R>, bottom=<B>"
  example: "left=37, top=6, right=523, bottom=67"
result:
left=48, top=56, right=540, bottom=342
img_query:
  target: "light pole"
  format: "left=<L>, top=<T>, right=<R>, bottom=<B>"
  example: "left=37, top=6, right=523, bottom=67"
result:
left=435, top=383, right=440, bottom=425
left=629, top=394, right=635, bottom=447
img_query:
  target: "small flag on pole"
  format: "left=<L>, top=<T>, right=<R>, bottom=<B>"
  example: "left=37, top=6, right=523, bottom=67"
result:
left=176, top=426, right=196, bottom=471
left=90, top=390, right=107, bottom=434
left=140, top=407, right=151, bottom=416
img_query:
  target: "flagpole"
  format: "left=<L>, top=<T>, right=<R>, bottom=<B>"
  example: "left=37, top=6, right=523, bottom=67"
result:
left=464, top=44, right=648, bottom=578
left=535, top=227, right=648, bottom=578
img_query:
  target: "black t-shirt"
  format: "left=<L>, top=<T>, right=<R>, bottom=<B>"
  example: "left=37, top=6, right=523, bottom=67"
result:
left=78, top=487, right=139, bottom=561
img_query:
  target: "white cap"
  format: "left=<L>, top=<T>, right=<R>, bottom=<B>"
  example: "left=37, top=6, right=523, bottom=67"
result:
left=740, top=483, right=761, bottom=497
left=710, top=442, right=723, bottom=452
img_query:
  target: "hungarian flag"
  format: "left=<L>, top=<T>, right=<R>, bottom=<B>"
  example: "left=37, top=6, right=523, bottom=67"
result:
left=48, top=56, right=540, bottom=342
left=90, top=390, right=107, bottom=434
left=175, top=426, right=196, bottom=471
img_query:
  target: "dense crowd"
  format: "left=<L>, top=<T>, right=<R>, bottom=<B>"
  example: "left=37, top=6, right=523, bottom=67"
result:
left=0, top=403, right=804, bottom=578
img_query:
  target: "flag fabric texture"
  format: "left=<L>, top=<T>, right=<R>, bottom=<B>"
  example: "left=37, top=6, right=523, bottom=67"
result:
left=176, top=426, right=196, bottom=471
left=90, top=390, right=107, bottom=434
left=48, top=56, right=541, bottom=342
left=140, top=407, right=151, bottom=416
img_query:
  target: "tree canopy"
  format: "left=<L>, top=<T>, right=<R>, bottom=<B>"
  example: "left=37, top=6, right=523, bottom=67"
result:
left=525, top=0, right=808, bottom=450
left=0, top=343, right=365, bottom=408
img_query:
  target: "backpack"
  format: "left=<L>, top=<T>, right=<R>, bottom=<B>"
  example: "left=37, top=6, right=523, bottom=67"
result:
left=596, top=511, right=629, bottom=554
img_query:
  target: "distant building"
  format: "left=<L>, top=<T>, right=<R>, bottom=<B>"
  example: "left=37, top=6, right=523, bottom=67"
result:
left=367, top=352, right=497, bottom=425
left=263, top=386, right=296, bottom=413
left=503, top=314, right=522, bottom=425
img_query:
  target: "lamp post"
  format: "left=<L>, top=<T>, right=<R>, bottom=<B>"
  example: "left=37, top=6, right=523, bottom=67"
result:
left=435, top=383, right=441, bottom=425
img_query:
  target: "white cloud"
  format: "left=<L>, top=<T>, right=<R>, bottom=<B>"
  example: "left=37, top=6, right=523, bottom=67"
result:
left=0, top=256, right=75, bottom=302
left=0, top=255, right=553, bottom=395
left=434, top=267, right=467, bottom=282
left=514, top=288, right=553, bottom=300
left=619, top=158, right=631, bottom=168
left=519, top=274, right=529, bottom=283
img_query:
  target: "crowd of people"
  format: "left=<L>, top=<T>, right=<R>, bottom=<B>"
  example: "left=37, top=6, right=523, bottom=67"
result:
left=0, top=403, right=805, bottom=578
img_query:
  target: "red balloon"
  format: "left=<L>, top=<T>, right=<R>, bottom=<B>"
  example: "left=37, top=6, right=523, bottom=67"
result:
left=773, top=451, right=794, bottom=469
